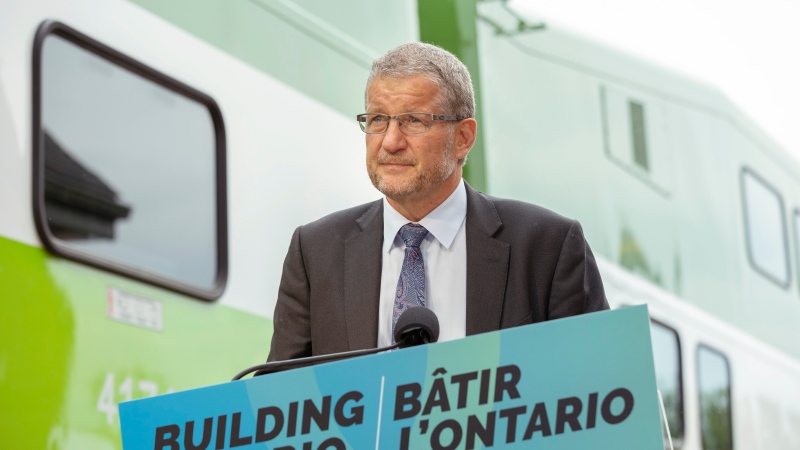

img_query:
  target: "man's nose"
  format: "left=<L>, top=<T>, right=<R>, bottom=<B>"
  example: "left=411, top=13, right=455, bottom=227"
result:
left=381, top=119, right=407, bottom=153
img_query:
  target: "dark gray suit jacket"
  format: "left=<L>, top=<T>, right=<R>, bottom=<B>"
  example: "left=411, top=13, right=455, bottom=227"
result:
left=267, top=183, right=608, bottom=362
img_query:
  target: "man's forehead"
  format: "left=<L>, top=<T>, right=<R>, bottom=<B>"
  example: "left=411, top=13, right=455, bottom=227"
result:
left=366, top=74, right=442, bottom=110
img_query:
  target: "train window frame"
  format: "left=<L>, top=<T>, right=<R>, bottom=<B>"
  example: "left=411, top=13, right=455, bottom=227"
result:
left=696, top=344, right=734, bottom=450
left=649, top=318, right=685, bottom=448
left=31, top=20, right=228, bottom=301
left=739, top=167, right=791, bottom=289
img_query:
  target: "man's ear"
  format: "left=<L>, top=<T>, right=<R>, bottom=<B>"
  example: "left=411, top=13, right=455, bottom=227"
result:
left=454, top=118, right=478, bottom=160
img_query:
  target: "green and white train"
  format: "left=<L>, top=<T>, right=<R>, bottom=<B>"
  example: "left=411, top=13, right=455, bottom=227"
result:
left=1, top=0, right=799, bottom=448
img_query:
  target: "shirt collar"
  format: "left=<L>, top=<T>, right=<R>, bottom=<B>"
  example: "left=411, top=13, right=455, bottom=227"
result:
left=383, top=179, right=467, bottom=253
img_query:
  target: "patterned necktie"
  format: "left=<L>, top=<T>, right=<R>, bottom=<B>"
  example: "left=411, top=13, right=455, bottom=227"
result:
left=392, top=223, right=429, bottom=343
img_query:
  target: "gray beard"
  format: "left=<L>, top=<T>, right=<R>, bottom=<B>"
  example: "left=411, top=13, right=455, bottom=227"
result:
left=369, top=148, right=457, bottom=199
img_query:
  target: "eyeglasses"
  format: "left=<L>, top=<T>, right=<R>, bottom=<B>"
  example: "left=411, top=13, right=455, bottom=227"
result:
left=356, top=112, right=468, bottom=135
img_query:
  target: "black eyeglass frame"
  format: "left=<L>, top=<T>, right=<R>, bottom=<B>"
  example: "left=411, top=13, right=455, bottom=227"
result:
left=356, top=112, right=469, bottom=134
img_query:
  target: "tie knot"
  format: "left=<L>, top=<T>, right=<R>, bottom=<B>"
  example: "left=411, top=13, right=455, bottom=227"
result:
left=399, top=223, right=429, bottom=248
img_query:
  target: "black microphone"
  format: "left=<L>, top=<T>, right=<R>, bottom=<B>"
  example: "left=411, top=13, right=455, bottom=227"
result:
left=393, top=306, right=439, bottom=347
left=232, top=307, right=440, bottom=381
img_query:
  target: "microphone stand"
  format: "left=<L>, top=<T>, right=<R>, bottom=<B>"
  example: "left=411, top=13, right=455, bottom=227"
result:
left=232, top=341, right=404, bottom=381
left=233, top=306, right=439, bottom=381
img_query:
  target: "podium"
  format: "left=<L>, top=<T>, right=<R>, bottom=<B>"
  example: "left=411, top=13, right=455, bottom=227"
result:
left=120, top=305, right=663, bottom=449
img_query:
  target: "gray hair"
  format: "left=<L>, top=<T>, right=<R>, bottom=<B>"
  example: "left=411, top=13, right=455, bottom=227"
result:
left=365, top=42, right=475, bottom=118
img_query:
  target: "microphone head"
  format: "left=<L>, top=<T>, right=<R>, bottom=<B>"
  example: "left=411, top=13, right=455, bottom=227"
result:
left=394, top=307, right=440, bottom=347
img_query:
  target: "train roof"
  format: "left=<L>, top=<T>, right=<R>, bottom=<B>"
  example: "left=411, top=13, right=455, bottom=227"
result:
left=489, top=14, right=800, bottom=182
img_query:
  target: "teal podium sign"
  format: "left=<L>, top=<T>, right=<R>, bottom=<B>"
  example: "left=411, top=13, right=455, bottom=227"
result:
left=120, top=305, right=662, bottom=449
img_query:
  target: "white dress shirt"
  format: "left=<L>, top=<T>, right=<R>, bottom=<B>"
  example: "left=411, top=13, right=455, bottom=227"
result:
left=377, top=179, right=467, bottom=346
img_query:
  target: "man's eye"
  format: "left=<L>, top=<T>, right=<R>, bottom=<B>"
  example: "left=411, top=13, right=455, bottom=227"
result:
left=371, top=115, right=386, bottom=123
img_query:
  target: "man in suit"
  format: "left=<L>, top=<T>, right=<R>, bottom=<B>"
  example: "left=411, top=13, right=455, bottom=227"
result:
left=267, top=42, right=608, bottom=362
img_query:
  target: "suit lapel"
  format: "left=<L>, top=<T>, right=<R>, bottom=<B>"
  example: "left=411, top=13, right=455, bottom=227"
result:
left=465, top=183, right=510, bottom=335
left=344, top=200, right=383, bottom=350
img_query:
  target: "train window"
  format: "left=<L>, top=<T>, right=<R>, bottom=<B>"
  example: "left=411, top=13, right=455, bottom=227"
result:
left=740, top=168, right=790, bottom=288
left=697, top=345, right=733, bottom=450
left=650, top=320, right=684, bottom=446
left=32, top=22, right=227, bottom=300
left=629, top=100, right=649, bottom=171
left=599, top=84, right=673, bottom=197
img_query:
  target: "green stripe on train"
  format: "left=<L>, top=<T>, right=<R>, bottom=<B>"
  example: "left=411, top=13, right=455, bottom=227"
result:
left=0, top=236, right=271, bottom=449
